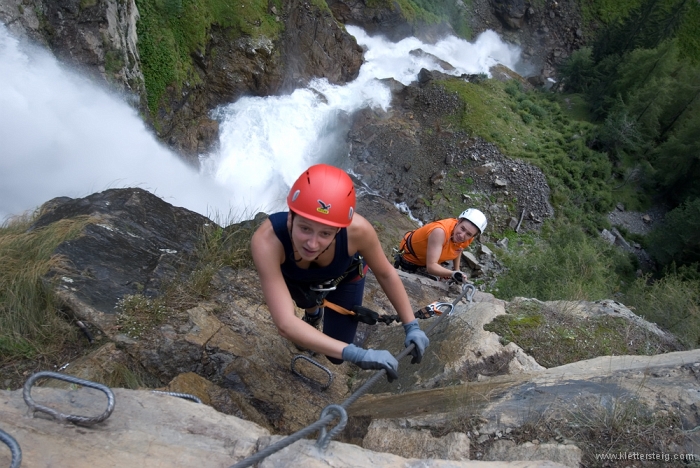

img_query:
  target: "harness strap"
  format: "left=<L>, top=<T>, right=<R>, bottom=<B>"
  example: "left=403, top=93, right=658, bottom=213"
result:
left=321, top=299, right=383, bottom=325
left=321, top=299, right=448, bottom=325
left=400, top=230, right=418, bottom=258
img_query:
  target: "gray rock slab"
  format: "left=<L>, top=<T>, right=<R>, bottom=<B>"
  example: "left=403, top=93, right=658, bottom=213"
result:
left=0, top=387, right=569, bottom=468
left=0, top=387, right=267, bottom=467
left=259, top=436, right=569, bottom=467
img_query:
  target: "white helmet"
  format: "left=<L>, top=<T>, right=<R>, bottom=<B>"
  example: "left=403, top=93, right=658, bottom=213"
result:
left=458, top=208, right=487, bottom=234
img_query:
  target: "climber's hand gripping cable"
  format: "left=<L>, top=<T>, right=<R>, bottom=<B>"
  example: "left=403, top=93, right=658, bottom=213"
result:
left=341, top=344, right=399, bottom=382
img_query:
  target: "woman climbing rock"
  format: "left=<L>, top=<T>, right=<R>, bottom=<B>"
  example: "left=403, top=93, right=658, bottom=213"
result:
left=251, top=164, right=429, bottom=381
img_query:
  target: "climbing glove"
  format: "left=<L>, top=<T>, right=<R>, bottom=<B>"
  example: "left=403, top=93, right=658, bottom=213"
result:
left=403, top=320, right=429, bottom=364
left=451, top=270, right=466, bottom=283
left=342, top=344, right=399, bottom=382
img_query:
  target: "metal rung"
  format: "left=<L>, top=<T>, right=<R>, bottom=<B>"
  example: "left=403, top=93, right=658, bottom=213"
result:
left=23, top=371, right=115, bottom=426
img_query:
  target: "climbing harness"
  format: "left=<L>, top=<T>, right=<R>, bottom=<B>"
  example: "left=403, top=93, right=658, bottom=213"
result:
left=23, top=371, right=115, bottom=426
left=237, top=283, right=476, bottom=468
left=0, top=428, right=21, bottom=468
left=151, top=390, right=203, bottom=404
left=321, top=298, right=456, bottom=325
left=305, top=255, right=366, bottom=305
left=291, top=355, right=334, bottom=390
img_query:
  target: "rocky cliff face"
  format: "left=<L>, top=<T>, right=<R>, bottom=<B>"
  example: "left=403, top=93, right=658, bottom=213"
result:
left=156, top=0, right=364, bottom=160
left=2, top=187, right=696, bottom=467
left=0, top=0, right=363, bottom=160
left=347, top=74, right=554, bottom=232
left=0, top=0, right=143, bottom=97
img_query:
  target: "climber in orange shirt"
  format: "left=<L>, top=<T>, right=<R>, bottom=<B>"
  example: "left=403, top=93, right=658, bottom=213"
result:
left=394, top=209, right=487, bottom=282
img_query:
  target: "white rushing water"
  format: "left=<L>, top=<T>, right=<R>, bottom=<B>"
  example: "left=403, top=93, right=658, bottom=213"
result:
left=0, top=23, right=525, bottom=223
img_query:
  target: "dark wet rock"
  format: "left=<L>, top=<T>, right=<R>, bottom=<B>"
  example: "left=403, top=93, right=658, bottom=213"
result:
left=326, top=0, right=454, bottom=43
left=492, top=0, right=527, bottom=30
left=33, top=188, right=211, bottom=330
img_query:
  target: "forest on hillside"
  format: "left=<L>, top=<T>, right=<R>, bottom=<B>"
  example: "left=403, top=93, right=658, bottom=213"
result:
left=504, top=0, right=700, bottom=346
left=400, top=0, right=700, bottom=346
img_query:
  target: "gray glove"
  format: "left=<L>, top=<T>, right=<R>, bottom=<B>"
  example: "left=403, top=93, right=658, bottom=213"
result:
left=451, top=270, right=466, bottom=283
left=342, top=344, right=399, bottom=382
left=403, top=320, right=429, bottom=364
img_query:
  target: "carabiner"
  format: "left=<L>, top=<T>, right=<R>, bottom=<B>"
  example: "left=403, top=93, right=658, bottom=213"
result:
left=309, top=284, right=337, bottom=292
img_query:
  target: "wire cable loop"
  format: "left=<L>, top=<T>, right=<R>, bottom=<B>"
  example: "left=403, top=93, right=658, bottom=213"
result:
left=315, top=405, right=348, bottom=450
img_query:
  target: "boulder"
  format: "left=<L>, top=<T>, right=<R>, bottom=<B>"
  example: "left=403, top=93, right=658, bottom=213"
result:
left=363, top=419, right=470, bottom=460
left=33, top=188, right=211, bottom=333
left=361, top=297, right=542, bottom=395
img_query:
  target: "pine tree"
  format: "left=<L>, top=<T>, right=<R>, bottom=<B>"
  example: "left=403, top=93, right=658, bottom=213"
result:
left=648, top=198, right=700, bottom=267
left=586, top=0, right=692, bottom=119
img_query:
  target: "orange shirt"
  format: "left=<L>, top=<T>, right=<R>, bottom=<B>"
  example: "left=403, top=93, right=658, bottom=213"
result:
left=400, top=218, right=473, bottom=266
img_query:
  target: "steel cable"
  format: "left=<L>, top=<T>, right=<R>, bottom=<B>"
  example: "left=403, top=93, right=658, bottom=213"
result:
left=229, top=283, right=475, bottom=468
left=151, top=391, right=203, bottom=404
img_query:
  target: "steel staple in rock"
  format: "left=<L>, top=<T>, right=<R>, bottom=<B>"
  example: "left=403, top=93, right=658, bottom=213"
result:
left=0, top=429, right=21, bottom=468
left=291, top=354, right=334, bottom=390
left=229, top=283, right=476, bottom=468
left=23, top=371, right=115, bottom=426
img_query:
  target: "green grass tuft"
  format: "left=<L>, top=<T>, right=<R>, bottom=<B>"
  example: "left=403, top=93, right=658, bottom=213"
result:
left=0, top=214, right=91, bottom=362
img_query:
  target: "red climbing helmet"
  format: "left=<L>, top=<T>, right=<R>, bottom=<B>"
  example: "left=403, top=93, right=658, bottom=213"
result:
left=287, top=164, right=356, bottom=227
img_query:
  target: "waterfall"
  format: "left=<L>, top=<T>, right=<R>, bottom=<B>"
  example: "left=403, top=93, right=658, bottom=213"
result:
left=0, top=23, right=525, bottom=223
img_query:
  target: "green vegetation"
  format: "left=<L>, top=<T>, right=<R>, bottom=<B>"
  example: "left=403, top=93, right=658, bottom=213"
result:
left=0, top=208, right=257, bottom=379
left=136, top=0, right=283, bottom=116
left=557, top=0, right=700, bottom=272
left=430, top=0, right=700, bottom=342
left=366, top=0, right=471, bottom=38
left=439, top=78, right=614, bottom=232
left=624, top=268, right=700, bottom=347
left=493, top=224, right=636, bottom=302
left=510, top=396, right=687, bottom=468
left=0, top=214, right=91, bottom=362
left=116, top=294, right=168, bottom=338
left=485, top=299, right=677, bottom=367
